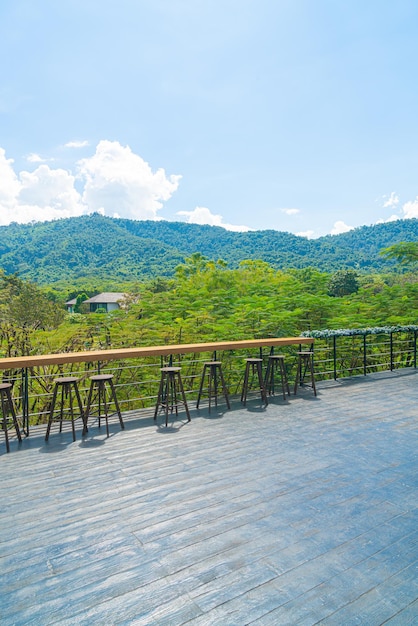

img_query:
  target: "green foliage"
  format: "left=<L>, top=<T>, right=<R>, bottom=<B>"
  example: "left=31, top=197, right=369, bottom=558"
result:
left=328, top=270, right=359, bottom=297
left=0, top=254, right=417, bottom=359
left=74, top=292, right=89, bottom=313
left=1, top=215, right=418, bottom=285
left=380, top=241, right=418, bottom=265
left=0, top=273, right=65, bottom=356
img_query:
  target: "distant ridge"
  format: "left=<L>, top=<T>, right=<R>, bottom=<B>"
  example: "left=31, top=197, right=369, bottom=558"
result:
left=0, top=214, right=417, bottom=284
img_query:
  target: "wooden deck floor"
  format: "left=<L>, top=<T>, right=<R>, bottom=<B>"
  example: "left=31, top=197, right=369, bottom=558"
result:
left=1, top=369, right=418, bottom=625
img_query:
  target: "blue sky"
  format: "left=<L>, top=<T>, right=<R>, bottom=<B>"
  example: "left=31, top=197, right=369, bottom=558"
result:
left=1, top=0, right=418, bottom=237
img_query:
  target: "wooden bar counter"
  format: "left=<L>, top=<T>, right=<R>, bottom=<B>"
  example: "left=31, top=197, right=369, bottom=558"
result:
left=0, top=337, right=313, bottom=370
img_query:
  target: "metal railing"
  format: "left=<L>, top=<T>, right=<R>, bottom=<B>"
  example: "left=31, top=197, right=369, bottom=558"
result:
left=304, top=327, right=417, bottom=381
left=1, top=328, right=417, bottom=432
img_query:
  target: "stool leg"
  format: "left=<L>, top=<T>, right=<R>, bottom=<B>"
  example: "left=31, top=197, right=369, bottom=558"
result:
left=84, top=381, right=94, bottom=435
left=177, top=373, right=191, bottom=422
left=171, top=373, right=179, bottom=417
left=196, top=364, right=208, bottom=409
left=241, top=362, right=250, bottom=405
left=108, top=378, right=124, bottom=430
left=256, top=362, right=268, bottom=405
left=67, top=384, right=76, bottom=442
left=165, top=372, right=173, bottom=427
left=294, top=357, right=301, bottom=394
left=73, top=382, right=85, bottom=435
left=5, top=388, right=22, bottom=443
left=97, top=381, right=109, bottom=437
left=281, top=360, right=291, bottom=397
left=279, top=359, right=290, bottom=400
left=1, top=392, right=10, bottom=453
left=45, top=383, right=59, bottom=441
left=154, top=373, right=165, bottom=420
left=218, top=366, right=231, bottom=410
left=208, top=366, right=214, bottom=412
left=264, top=359, right=273, bottom=395
left=308, top=356, right=317, bottom=396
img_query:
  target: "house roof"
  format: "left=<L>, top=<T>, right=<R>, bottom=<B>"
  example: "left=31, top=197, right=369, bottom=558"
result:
left=84, top=292, right=126, bottom=304
left=65, top=298, right=77, bottom=306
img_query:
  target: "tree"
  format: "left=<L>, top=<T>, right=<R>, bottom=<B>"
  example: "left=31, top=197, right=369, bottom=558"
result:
left=74, top=292, right=89, bottom=313
left=328, top=270, right=359, bottom=297
left=380, top=242, right=418, bottom=265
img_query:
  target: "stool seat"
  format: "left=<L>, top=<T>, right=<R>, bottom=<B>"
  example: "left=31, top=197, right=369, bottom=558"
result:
left=196, top=361, right=230, bottom=412
left=1, top=383, right=22, bottom=453
left=45, top=376, right=84, bottom=442
left=264, top=354, right=290, bottom=400
left=84, top=374, right=124, bottom=438
left=294, top=351, right=317, bottom=396
left=241, top=358, right=268, bottom=406
left=154, top=367, right=191, bottom=426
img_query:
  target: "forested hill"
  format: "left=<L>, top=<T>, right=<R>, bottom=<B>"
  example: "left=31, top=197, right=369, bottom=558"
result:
left=0, top=213, right=417, bottom=284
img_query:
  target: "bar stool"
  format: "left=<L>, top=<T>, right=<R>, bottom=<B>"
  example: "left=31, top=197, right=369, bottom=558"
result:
left=241, top=358, right=268, bottom=406
left=0, top=383, right=22, bottom=453
left=45, top=376, right=84, bottom=442
left=83, top=374, right=125, bottom=438
left=154, top=367, right=191, bottom=427
left=294, top=351, right=317, bottom=396
left=196, top=361, right=230, bottom=412
left=264, top=354, right=291, bottom=400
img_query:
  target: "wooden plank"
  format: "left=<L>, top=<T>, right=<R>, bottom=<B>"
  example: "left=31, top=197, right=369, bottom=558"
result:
left=0, top=336, right=313, bottom=370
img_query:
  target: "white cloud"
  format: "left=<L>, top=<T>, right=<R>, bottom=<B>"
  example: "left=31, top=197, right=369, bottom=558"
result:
left=296, top=230, right=315, bottom=239
left=281, top=208, right=300, bottom=215
left=401, top=197, right=418, bottom=219
left=0, top=141, right=182, bottom=225
left=376, top=214, right=399, bottom=224
left=330, top=220, right=354, bottom=235
left=177, top=206, right=251, bottom=232
left=19, top=165, right=85, bottom=215
left=0, top=150, right=86, bottom=225
left=65, top=140, right=90, bottom=148
left=77, top=140, right=181, bottom=220
left=383, top=191, right=399, bottom=208
left=26, top=153, right=46, bottom=163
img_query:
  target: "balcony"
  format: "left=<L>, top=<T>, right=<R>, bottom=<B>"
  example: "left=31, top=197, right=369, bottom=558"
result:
left=1, top=347, right=417, bottom=623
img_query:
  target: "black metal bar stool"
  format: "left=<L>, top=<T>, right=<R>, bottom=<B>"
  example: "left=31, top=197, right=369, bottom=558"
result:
left=83, top=374, right=125, bottom=438
left=154, top=366, right=191, bottom=427
left=294, top=351, right=317, bottom=396
left=264, top=354, right=291, bottom=400
left=241, top=358, right=268, bottom=406
left=45, top=376, right=85, bottom=442
left=0, top=383, right=22, bottom=453
left=196, top=361, right=230, bottom=412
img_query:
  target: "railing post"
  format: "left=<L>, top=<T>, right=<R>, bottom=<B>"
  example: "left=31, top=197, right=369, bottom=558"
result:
left=333, top=335, right=337, bottom=380
left=21, top=367, right=29, bottom=436
left=363, top=334, right=367, bottom=376
left=414, top=330, right=417, bottom=369
left=390, top=332, right=394, bottom=371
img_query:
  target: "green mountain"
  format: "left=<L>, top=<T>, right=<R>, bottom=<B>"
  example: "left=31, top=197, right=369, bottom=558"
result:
left=0, top=213, right=417, bottom=284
